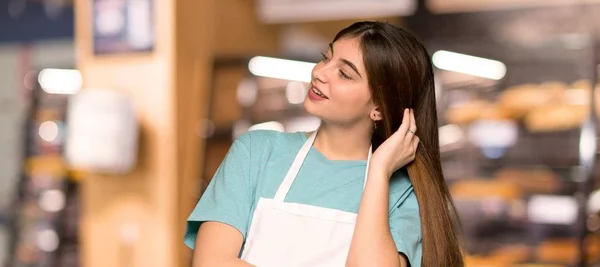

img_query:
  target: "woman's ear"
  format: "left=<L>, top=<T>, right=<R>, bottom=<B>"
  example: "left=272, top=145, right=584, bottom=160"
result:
left=370, top=107, right=382, bottom=121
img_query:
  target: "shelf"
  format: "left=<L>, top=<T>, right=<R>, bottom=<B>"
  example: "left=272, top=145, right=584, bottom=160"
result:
left=428, top=33, right=598, bottom=267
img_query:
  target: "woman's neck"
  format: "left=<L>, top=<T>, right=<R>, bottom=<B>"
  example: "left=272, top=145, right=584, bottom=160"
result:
left=312, top=121, right=372, bottom=161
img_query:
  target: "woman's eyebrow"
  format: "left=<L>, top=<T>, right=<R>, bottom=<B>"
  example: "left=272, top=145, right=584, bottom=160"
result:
left=329, top=43, right=363, bottom=78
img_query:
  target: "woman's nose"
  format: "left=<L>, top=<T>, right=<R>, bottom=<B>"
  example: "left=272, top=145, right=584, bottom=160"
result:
left=312, top=63, right=328, bottom=84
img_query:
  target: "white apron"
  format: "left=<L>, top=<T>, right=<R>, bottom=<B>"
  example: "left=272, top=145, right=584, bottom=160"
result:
left=240, top=130, right=372, bottom=267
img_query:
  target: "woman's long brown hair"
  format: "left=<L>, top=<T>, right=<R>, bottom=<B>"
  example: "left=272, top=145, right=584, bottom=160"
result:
left=334, top=22, right=464, bottom=267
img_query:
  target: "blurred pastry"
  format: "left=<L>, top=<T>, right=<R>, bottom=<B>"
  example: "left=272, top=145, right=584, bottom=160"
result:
left=524, top=104, right=587, bottom=132
left=479, top=104, right=513, bottom=121
left=464, top=245, right=532, bottom=266
left=571, top=79, right=593, bottom=91
left=536, top=237, right=600, bottom=264
left=495, top=168, right=562, bottom=194
left=536, top=239, right=577, bottom=264
left=498, top=84, right=559, bottom=118
left=563, top=88, right=589, bottom=106
left=488, top=244, right=532, bottom=263
left=513, top=264, right=565, bottom=267
left=540, top=81, right=568, bottom=102
left=446, top=100, right=491, bottom=124
left=450, top=179, right=522, bottom=201
left=464, top=255, right=509, bottom=267
left=586, top=234, right=600, bottom=262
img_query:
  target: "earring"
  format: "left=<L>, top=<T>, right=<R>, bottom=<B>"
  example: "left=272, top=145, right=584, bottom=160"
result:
left=373, top=121, right=378, bottom=131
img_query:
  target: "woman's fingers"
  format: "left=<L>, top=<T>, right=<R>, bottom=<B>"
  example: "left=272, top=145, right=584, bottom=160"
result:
left=412, top=136, right=420, bottom=149
left=410, top=136, right=420, bottom=159
left=407, top=109, right=417, bottom=141
left=411, top=110, right=417, bottom=134
left=400, top=109, right=417, bottom=141
left=409, top=109, right=415, bottom=132
left=397, top=108, right=411, bottom=136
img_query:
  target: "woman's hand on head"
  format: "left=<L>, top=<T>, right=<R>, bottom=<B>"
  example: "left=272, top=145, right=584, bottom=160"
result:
left=370, top=108, right=419, bottom=178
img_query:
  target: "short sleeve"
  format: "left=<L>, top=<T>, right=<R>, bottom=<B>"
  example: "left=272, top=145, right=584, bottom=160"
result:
left=184, top=134, right=253, bottom=249
left=389, top=188, right=422, bottom=267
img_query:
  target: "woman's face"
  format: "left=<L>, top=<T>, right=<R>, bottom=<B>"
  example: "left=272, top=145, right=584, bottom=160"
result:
left=304, top=37, right=378, bottom=127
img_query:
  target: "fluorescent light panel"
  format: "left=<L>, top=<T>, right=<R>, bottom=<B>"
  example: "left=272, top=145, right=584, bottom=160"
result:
left=432, top=50, right=506, bottom=80
left=248, top=56, right=315, bottom=82
left=38, top=68, right=82, bottom=95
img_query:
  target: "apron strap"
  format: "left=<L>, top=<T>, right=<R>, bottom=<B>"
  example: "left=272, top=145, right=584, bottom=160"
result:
left=364, top=145, right=372, bottom=188
left=273, top=131, right=317, bottom=202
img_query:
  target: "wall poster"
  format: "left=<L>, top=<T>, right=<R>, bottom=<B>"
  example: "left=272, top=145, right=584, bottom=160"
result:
left=92, top=0, right=154, bottom=55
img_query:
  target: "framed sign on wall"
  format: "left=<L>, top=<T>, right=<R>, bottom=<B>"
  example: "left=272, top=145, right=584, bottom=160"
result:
left=92, top=0, right=154, bottom=55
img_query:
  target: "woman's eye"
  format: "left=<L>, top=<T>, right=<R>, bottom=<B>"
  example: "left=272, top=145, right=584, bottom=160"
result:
left=321, top=53, right=330, bottom=62
left=339, top=70, right=351, bottom=80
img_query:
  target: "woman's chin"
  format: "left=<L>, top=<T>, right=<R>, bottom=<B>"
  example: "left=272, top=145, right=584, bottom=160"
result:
left=303, top=100, right=321, bottom=116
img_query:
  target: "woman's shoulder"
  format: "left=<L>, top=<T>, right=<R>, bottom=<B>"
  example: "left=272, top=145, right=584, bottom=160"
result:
left=234, top=130, right=307, bottom=153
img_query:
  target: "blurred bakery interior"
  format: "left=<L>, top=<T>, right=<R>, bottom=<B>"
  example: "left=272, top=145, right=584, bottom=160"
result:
left=1, top=0, right=600, bottom=266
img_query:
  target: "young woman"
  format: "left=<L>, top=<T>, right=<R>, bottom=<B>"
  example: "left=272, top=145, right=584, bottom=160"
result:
left=184, top=21, right=463, bottom=267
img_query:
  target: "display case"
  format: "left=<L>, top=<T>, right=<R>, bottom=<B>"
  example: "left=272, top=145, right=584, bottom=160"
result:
left=6, top=68, right=80, bottom=267
left=429, top=34, right=599, bottom=266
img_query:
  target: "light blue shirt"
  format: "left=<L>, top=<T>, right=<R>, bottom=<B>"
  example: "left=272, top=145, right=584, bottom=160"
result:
left=184, top=130, right=422, bottom=267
